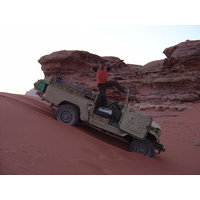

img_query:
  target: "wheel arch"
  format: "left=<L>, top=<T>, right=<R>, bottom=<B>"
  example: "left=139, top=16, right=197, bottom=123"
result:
left=59, top=101, right=80, bottom=114
left=55, top=103, right=80, bottom=126
left=148, top=131, right=160, bottom=141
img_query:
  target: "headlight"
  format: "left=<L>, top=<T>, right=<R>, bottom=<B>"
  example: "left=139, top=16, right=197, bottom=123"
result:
left=149, top=121, right=162, bottom=140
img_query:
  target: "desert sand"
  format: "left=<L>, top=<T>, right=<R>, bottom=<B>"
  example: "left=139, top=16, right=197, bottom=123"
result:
left=0, top=92, right=200, bottom=175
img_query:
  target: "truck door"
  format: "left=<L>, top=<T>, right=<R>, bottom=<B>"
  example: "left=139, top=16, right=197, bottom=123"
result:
left=119, top=108, right=152, bottom=140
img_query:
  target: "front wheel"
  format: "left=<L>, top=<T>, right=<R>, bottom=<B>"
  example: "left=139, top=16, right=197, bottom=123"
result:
left=129, top=138, right=154, bottom=157
left=54, top=105, right=79, bottom=126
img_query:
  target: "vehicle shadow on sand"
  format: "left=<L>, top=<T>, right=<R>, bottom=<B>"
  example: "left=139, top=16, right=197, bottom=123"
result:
left=76, top=124, right=129, bottom=152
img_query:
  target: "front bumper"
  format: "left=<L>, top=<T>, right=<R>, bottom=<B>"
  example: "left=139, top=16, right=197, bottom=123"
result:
left=154, top=142, right=166, bottom=154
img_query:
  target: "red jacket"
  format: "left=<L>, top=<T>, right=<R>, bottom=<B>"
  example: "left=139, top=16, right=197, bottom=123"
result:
left=96, top=68, right=108, bottom=84
left=93, top=66, right=111, bottom=84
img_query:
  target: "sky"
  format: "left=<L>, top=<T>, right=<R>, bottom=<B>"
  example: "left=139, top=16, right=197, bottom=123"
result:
left=0, top=0, right=199, bottom=95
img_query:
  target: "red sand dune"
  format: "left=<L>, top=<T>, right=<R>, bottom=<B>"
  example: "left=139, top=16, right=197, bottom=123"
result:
left=0, top=92, right=200, bottom=175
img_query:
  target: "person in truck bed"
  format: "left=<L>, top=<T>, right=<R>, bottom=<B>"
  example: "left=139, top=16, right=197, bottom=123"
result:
left=54, top=71, right=62, bottom=84
left=87, top=60, right=127, bottom=108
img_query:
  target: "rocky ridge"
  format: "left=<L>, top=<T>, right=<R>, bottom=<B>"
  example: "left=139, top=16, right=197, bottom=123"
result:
left=37, top=40, right=200, bottom=111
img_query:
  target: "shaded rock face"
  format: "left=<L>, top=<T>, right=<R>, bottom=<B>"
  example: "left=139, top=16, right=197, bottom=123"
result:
left=38, top=50, right=130, bottom=78
left=38, top=50, right=135, bottom=99
left=38, top=51, right=103, bottom=77
left=138, top=40, right=200, bottom=91
left=134, top=40, right=200, bottom=104
left=158, top=40, right=200, bottom=91
left=163, top=40, right=200, bottom=70
left=38, top=40, right=200, bottom=106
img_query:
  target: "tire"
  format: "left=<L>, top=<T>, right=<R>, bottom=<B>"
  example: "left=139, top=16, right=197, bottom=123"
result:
left=129, top=138, right=154, bottom=157
left=54, top=105, right=79, bottom=126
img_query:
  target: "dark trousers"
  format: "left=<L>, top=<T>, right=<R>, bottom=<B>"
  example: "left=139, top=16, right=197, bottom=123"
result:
left=96, top=80, right=125, bottom=108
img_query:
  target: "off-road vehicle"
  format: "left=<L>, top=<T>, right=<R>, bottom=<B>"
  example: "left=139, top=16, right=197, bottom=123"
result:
left=34, top=79, right=166, bottom=157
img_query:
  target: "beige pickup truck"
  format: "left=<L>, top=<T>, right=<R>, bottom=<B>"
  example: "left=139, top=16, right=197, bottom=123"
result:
left=34, top=79, right=166, bottom=157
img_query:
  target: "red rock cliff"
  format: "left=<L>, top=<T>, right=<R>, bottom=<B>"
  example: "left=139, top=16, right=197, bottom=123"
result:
left=37, top=40, right=200, bottom=105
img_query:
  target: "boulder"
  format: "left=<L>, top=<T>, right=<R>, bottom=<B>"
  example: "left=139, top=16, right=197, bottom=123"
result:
left=163, top=40, right=200, bottom=71
left=38, top=50, right=129, bottom=79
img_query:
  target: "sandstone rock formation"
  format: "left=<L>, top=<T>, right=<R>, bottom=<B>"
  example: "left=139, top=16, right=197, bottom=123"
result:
left=38, top=50, right=130, bottom=78
left=36, top=40, right=200, bottom=109
left=133, top=40, right=200, bottom=106
left=37, top=50, right=134, bottom=96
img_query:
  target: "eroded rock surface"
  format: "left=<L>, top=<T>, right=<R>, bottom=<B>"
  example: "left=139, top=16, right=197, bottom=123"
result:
left=37, top=40, right=200, bottom=108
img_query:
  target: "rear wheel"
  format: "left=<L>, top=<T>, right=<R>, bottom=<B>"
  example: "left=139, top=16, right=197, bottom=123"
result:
left=54, top=105, right=79, bottom=126
left=129, top=138, right=154, bottom=157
